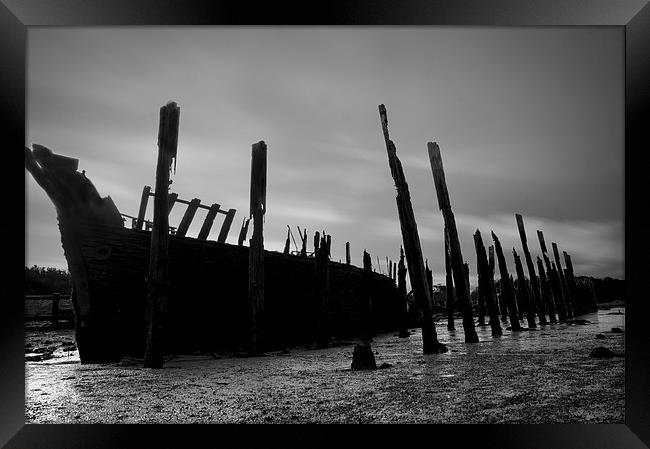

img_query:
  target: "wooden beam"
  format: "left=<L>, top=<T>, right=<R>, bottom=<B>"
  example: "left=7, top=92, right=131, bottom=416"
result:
left=175, top=198, right=201, bottom=237
left=197, top=203, right=221, bottom=241
left=144, top=101, right=179, bottom=369
left=217, top=208, right=236, bottom=243
left=428, top=142, right=478, bottom=343
left=167, top=192, right=178, bottom=215
left=378, top=104, right=445, bottom=354
left=248, top=141, right=266, bottom=355
left=237, top=217, right=250, bottom=246
left=135, top=185, right=151, bottom=230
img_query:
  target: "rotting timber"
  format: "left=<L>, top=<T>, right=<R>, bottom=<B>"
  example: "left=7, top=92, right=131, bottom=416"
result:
left=25, top=121, right=401, bottom=365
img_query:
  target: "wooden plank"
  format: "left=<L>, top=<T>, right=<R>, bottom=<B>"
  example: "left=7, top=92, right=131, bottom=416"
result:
left=428, top=142, right=478, bottom=343
left=175, top=198, right=201, bottom=237
left=378, top=104, right=445, bottom=354
left=167, top=192, right=178, bottom=215
left=248, top=141, right=266, bottom=355
left=135, top=185, right=151, bottom=230
left=144, top=101, right=179, bottom=369
left=237, top=217, right=250, bottom=246
left=197, top=203, right=221, bottom=241
left=216, top=208, right=236, bottom=243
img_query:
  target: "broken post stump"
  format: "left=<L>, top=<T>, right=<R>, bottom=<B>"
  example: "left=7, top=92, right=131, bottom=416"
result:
left=345, top=241, right=351, bottom=265
left=248, top=141, right=267, bottom=355
left=351, top=342, right=377, bottom=370
left=515, top=214, right=547, bottom=325
left=144, top=101, right=180, bottom=369
left=513, top=248, right=536, bottom=328
left=474, top=230, right=502, bottom=337
left=428, top=142, right=478, bottom=343
left=491, top=231, right=522, bottom=331
left=378, top=105, right=445, bottom=354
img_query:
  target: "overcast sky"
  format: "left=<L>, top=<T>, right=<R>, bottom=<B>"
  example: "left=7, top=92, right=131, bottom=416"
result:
left=26, top=27, right=624, bottom=287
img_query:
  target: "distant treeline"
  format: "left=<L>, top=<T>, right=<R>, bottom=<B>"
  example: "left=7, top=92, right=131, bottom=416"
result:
left=25, top=265, right=72, bottom=295
left=581, top=276, right=625, bottom=303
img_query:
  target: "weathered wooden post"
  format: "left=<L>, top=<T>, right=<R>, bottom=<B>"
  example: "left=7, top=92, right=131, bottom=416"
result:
left=549, top=262, right=568, bottom=320
left=513, top=248, right=536, bottom=328
left=473, top=230, right=502, bottom=336
left=315, top=233, right=329, bottom=348
left=488, top=245, right=499, bottom=318
left=445, top=227, right=455, bottom=331
left=427, top=142, right=478, bottom=343
left=51, top=293, right=60, bottom=326
left=362, top=250, right=374, bottom=342
left=425, top=259, right=434, bottom=310
left=314, top=231, right=320, bottom=256
left=515, top=214, right=548, bottom=325
left=378, top=105, right=445, bottom=353
left=345, top=242, right=351, bottom=265
left=144, top=101, right=180, bottom=369
left=248, top=141, right=267, bottom=355
left=283, top=227, right=291, bottom=254
left=198, top=203, right=222, bottom=241
left=397, top=246, right=410, bottom=338
left=536, top=230, right=560, bottom=323
left=176, top=198, right=201, bottom=237
left=216, top=209, right=236, bottom=243
left=491, top=231, right=522, bottom=331
left=563, top=251, right=584, bottom=312
left=552, top=242, right=574, bottom=317
left=236, top=217, right=250, bottom=246
left=299, top=227, right=307, bottom=257
left=536, top=256, right=559, bottom=323
left=135, top=185, right=151, bottom=230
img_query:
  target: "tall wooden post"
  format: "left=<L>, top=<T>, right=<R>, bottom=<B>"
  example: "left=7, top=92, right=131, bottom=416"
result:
left=362, top=250, right=374, bottom=342
left=397, top=246, right=410, bottom=338
left=198, top=204, right=221, bottom=241
left=428, top=142, right=478, bottom=343
left=488, top=245, right=499, bottom=318
left=445, top=228, right=456, bottom=331
left=491, top=231, right=522, bottom=331
left=513, top=248, right=536, bottom=328
left=515, top=214, right=548, bottom=325
left=552, top=242, right=574, bottom=317
left=473, top=230, right=502, bottom=336
left=248, top=141, right=267, bottom=355
left=144, top=101, right=180, bottom=368
left=536, top=257, right=559, bottom=323
left=315, top=234, right=329, bottom=348
left=536, top=230, right=560, bottom=323
left=563, top=252, right=583, bottom=311
left=425, top=259, right=434, bottom=310
left=378, top=105, right=445, bottom=353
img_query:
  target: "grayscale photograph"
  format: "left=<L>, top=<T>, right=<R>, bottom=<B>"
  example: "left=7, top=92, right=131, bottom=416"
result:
left=24, top=27, right=624, bottom=423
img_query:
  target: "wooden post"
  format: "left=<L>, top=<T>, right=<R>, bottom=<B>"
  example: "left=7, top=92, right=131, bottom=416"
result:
left=428, top=142, right=478, bottom=343
left=283, top=227, right=291, bottom=254
left=445, top=226, right=455, bottom=331
left=314, top=231, right=320, bottom=256
left=491, top=231, right=522, bottom=331
left=536, top=230, right=558, bottom=322
left=362, top=250, right=374, bottom=342
left=345, top=242, right=351, bottom=265
left=397, top=246, right=410, bottom=338
left=315, top=234, right=329, bottom=348
left=563, top=252, right=584, bottom=311
left=425, top=259, right=434, bottom=310
left=216, top=209, right=236, bottom=243
left=513, top=248, right=536, bottom=328
left=378, top=105, right=445, bottom=353
left=515, top=214, right=548, bottom=325
left=196, top=203, right=219, bottom=241
left=473, top=230, right=502, bottom=336
left=144, top=101, right=180, bottom=369
left=536, top=257, right=559, bottom=323
left=552, top=242, right=574, bottom=317
left=248, top=141, right=267, bottom=355
left=488, top=245, right=499, bottom=318
left=299, top=227, right=307, bottom=257
left=51, top=293, right=60, bottom=326
left=135, top=185, right=151, bottom=230
left=176, top=198, right=201, bottom=237
left=237, top=217, right=250, bottom=246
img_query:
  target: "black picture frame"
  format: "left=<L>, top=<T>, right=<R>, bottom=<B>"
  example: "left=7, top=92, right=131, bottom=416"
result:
left=2, top=1, right=649, bottom=447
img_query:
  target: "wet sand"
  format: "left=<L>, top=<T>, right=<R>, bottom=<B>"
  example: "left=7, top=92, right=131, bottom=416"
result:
left=25, top=306, right=624, bottom=423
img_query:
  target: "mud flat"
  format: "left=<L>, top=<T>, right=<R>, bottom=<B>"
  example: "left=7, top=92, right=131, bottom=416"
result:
left=25, top=307, right=624, bottom=423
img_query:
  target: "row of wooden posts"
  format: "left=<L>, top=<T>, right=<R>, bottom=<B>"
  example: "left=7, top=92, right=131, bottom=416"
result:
left=142, top=101, right=598, bottom=366
left=378, top=103, right=598, bottom=354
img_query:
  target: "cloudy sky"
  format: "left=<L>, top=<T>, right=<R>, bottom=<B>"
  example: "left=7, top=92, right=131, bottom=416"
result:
left=26, top=27, right=624, bottom=287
